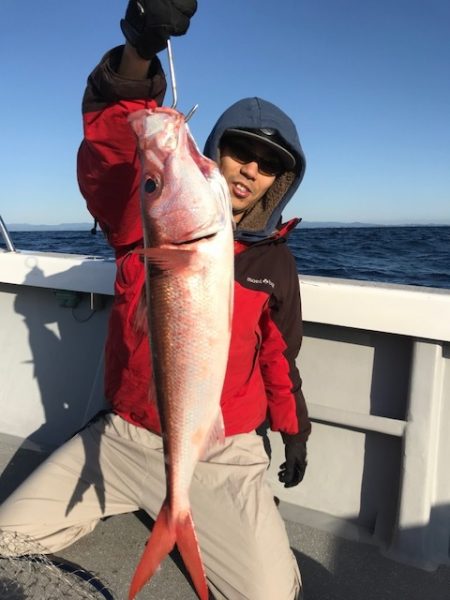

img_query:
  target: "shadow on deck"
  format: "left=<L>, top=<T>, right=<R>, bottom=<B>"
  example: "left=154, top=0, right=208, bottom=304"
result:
left=0, top=436, right=449, bottom=600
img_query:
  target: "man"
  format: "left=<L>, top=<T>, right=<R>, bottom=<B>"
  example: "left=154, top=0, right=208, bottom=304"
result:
left=0, top=2, right=310, bottom=598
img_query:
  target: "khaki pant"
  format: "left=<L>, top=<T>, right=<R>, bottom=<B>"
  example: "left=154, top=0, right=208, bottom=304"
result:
left=0, top=413, right=301, bottom=600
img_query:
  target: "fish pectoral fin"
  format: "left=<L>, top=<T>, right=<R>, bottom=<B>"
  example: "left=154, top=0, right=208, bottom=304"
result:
left=136, top=247, right=195, bottom=272
left=128, top=501, right=176, bottom=599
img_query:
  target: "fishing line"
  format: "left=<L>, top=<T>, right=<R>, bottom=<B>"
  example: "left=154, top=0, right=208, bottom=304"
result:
left=166, top=39, right=198, bottom=121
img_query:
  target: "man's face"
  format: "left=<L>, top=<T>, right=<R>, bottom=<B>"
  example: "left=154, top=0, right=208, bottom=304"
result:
left=219, top=137, right=283, bottom=222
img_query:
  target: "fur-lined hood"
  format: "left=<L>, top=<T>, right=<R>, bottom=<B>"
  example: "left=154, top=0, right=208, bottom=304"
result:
left=203, top=97, right=306, bottom=242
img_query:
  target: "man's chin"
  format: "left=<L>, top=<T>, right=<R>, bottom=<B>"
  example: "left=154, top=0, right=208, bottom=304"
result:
left=232, top=206, right=248, bottom=216
left=231, top=197, right=256, bottom=214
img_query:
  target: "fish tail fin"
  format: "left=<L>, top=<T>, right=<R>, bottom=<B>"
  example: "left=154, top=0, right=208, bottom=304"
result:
left=176, top=510, right=209, bottom=600
left=128, top=503, right=209, bottom=600
left=128, top=501, right=175, bottom=600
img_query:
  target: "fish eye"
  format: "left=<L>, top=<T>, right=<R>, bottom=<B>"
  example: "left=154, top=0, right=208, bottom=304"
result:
left=145, top=178, right=157, bottom=193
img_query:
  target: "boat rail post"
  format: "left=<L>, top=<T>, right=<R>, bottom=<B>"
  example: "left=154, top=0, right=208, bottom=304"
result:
left=388, top=338, right=447, bottom=567
left=0, top=215, right=16, bottom=252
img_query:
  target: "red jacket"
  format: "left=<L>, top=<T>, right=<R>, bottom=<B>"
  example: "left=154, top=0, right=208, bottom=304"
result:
left=77, top=47, right=310, bottom=441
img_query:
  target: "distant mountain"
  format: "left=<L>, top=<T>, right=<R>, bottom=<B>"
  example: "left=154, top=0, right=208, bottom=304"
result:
left=8, top=220, right=380, bottom=231
left=5, top=220, right=449, bottom=231
left=299, top=221, right=450, bottom=229
left=299, top=221, right=382, bottom=229
left=7, top=223, right=93, bottom=231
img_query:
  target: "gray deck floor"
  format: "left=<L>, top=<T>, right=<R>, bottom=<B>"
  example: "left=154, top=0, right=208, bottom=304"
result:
left=1, top=437, right=449, bottom=600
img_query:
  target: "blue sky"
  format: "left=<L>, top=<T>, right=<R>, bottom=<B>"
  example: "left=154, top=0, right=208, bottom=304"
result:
left=1, top=0, right=449, bottom=226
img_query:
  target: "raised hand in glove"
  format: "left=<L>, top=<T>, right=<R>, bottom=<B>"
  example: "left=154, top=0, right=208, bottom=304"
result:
left=120, top=0, right=198, bottom=60
left=278, top=435, right=307, bottom=488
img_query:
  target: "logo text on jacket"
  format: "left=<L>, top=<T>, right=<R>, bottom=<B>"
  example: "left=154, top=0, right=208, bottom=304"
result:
left=246, top=276, right=275, bottom=289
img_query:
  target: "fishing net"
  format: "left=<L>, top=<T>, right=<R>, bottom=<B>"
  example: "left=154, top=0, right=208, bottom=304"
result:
left=0, top=531, right=114, bottom=600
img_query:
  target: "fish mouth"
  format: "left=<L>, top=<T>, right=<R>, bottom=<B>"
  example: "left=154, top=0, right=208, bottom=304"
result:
left=172, top=220, right=225, bottom=246
left=173, top=231, right=218, bottom=246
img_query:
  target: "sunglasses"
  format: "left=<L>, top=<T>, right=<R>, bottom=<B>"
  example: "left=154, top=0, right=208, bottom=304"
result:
left=221, top=138, right=284, bottom=177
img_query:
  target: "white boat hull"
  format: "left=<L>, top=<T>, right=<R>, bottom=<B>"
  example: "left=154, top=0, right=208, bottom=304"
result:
left=1, top=248, right=449, bottom=571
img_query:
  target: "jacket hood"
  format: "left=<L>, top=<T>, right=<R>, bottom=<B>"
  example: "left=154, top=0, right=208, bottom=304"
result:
left=204, top=97, right=306, bottom=242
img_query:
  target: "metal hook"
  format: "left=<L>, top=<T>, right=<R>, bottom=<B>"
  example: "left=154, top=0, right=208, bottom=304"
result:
left=166, top=39, right=198, bottom=121
left=185, top=104, right=199, bottom=122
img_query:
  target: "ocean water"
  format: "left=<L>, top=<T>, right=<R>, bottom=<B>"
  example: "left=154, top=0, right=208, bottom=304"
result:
left=3, top=226, right=450, bottom=290
left=288, top=225, right=450, bottom=289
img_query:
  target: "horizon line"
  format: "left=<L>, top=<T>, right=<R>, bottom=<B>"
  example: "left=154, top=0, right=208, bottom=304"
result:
left=5, top=219, right=450, bottom=231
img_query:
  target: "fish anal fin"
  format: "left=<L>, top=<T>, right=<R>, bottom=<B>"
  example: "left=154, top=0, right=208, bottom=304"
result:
left=176, top=511, right=209, bottom=600
left=128, top=501, right=175, bottom=600
left=199, top=411, right=226, bottom=460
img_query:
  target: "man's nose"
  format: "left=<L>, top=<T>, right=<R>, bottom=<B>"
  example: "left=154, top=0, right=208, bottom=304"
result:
left=241, top=160, right=259, bottom=179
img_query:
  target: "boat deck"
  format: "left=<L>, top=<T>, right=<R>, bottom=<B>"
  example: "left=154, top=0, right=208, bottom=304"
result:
left=1, top=436, right=448, bottom=600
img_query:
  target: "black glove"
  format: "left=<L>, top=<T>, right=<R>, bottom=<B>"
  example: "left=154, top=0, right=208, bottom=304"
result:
left=278, top=436, right=307, bottom=488
left=120, top=0, right=197, bottom=59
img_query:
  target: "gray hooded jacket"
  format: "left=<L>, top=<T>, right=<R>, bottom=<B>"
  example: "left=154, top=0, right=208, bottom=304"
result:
left=204, top=97, right=306, bottom=243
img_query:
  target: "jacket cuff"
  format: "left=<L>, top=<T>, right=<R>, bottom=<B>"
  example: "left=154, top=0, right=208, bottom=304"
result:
left=281, top=431, right=308, bottom=445
left=83, top=45, right=167, bottom=109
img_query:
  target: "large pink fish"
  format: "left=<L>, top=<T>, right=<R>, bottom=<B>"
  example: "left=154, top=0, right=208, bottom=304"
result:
left=127, top=107, right=234, bottom=600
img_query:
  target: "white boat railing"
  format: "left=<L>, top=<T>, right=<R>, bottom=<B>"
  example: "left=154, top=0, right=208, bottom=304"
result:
left=0, top=215, right=16, bottom=252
